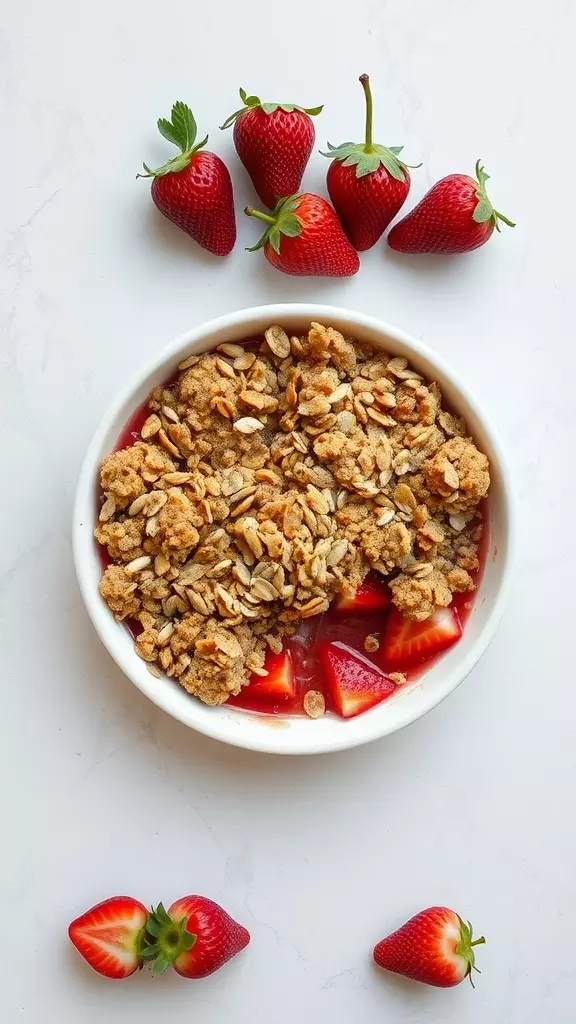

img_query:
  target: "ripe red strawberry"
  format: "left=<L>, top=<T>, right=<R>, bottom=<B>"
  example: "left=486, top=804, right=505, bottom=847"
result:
left=245, top=193, right=359, bottom=277
left=68, top=896, right=149, bottom=979
left=319, top=641, right=395, bottom=718
left=242, top=650, right=295, bottom=703
left=142, top=897, right=250, bottom=978
left=221, top=88, right=323, bottom=209
left=374, top=907, right=486, bottom=987
left=138, top=101, right=236, bottom=256
left=388, top=161, right=515, bottom=254
left=322, top=75, right=418, bottom=250
left=334, top=573, right=390, bottom=613
left=381, top=606, right=462, bottom=669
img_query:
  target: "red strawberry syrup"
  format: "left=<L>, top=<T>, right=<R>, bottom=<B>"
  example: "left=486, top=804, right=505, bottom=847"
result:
left=227, top=566, right=484, bottom=716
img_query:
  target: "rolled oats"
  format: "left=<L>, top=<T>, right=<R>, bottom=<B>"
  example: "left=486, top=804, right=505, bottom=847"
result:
left=141, top=413, right=162, bottom=439
left=99, top=496, right=116, bottom=522
left=125, top=555, right=152, bottom=575
left=303, top=690, right=326, bottom=718
left=178, top=354, right=201, bottom=370
left=265, top=325, right=291, bottom=359
left=217, top=343, right=245, bottom=358
left=233, top=417, right=265, bottom=433
left=233, top=351, right=257, bottom=371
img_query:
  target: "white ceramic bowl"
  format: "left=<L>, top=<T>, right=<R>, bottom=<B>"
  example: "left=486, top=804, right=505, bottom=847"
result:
left=73, top=304, right=514, bottom=755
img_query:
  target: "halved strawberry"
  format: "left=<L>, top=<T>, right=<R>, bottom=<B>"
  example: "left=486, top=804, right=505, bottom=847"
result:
left=381, top=606, right=462, bottom=669
left=333, top=574, right=390, bottom=613
left=318, top=641, right=395, bottom=718
left=68, top=896, right=149, bottom=979
left=243, top=650, right=295, bottom=702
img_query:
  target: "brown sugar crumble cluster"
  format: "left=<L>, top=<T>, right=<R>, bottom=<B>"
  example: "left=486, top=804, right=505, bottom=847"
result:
left=96, top=323, right=489, bottom=708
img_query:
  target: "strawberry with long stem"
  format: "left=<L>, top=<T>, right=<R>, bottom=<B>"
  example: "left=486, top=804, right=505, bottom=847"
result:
left=322, top=75, right=419, bottom=250
left=138, top=102, right=236, bottom=256
left=245, top=193, right=360, bottom=277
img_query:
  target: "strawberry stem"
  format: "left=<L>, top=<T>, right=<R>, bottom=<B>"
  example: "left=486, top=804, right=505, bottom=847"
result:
left=244, top=206, right=276, bottom=226
left=137, top=102, right=208, bottom=179
left=220, top=89, right=323, bottom=130
left=245, top=195, right=303, bottom=254
left=455, top=917, right=486, bottom=987
left=322, top=78, right=419, bottom=180
left=141, top=903, right=196, bottom=974
left=472, top=160, right=516, bottom=231
left=359, top=74, right=374, bottom=153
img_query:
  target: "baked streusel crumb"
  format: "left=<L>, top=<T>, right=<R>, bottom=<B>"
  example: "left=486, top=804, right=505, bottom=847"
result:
left=96, top=323, right=489, bottom=705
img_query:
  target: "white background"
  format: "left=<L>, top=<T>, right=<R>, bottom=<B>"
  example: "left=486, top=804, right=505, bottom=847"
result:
left=1, top=0, right=575, bottom=1020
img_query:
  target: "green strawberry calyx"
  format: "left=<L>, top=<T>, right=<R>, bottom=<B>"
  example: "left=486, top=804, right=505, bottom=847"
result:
left=321, top=73, right=420, bottom=180
left=140, top=903, right=196, bottom=975
left=137, top=102, right=209, bottom=179
left=220, top=88, right=323, bottom=130
left=472, top=160, right=516, bottom=231
left=455, top=916, right=486, bottom=988
left=244, top=195, right=303, bottom=254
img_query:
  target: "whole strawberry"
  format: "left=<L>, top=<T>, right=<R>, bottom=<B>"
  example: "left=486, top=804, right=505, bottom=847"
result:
left=138, top=102, right=236, bottom=256
left=374, top=906, right=485, bottom=988
left=245, top=193, right=360, bottom=277
left=388, top=161, right=515, bottom=254
left=322, top=75, right=417, bottom=250
left=221, top=88, right=323, bottom=209
left=68, top=896, right=149, bottom=979
left=142, top=897, right=250, bottom=978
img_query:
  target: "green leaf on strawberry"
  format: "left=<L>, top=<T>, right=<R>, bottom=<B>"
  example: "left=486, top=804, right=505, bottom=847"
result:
left=137, top=102, right=209, bottom=179
left=472, top=160, right=516, bottom=231
left=323, top=140, right=408, bottom=180
left=321, top=74, right=419, bottom=180
left=220, top=89, right=323, bottom=130
left=141, top=902, right=196, bottom=975
left=244, top=195, right=303, bottom=254
left=157, top=101, right=197, bottom=152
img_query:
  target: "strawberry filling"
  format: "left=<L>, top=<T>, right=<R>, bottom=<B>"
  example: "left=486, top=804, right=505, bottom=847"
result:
left=229, top=578, right=476, bottom=719
left=379, top=606, right=463, bottom=670
left=333, top=574, right=390, bottom=613
left=319, top=642, right=395, bottom=718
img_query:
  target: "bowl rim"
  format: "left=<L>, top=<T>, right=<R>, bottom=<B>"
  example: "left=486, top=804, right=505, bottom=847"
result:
left=73, top=303, right=515, bottom=755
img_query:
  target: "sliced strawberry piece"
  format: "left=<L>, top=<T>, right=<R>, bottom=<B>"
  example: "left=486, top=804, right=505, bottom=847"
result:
left=333, top=574, right=390, bottom=613
left=243, top=650, right=295, bottom=702
left=68, top=896, right=148, bottom=979
left=318, top=641, right=395, bottom=718
left=381, top=606, right=462, bottom=669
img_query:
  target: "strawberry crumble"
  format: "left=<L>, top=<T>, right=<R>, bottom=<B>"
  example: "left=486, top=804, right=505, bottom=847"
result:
left=96, top=323, right=489, bottom=718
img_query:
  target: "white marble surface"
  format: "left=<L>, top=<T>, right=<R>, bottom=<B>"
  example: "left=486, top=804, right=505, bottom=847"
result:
left=2, top=0, right=575, bottom=1019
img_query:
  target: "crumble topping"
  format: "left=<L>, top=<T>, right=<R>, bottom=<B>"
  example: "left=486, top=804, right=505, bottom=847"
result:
left=96, top=323, right=489, bottom=704
left=364, top=634, right=380, bottom=653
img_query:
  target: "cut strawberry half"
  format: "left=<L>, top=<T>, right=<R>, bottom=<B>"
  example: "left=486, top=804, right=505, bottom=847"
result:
left=68, top=896, right=149, bottom=979
left=381, top=606, right=462, bottom=669
left=318, top=641, right=395, bottom=718
left=243, top=650, right=295, bottom=702
left=333, top=574, right=390, bottom=613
